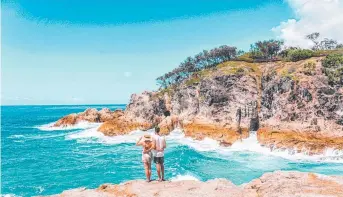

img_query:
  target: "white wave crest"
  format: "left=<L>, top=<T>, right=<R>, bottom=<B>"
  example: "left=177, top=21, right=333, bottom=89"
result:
left=65, top=127, right=154, bottom=144
left=1, top=194, right=22, bottom=197
left=227, top=132, right=343, bottom=163
left=36, top=121, right=101, bottom=131
left=64, top=126, right=343, bottom=163
left=7, top=135, right=25, bottom=139
left=167, top=129, right=220, bottom=151
left=168, top=130, right=343, bottom=163
left=170, top=174, right=200, bottom=182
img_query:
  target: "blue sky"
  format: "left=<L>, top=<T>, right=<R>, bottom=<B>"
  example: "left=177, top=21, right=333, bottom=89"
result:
left=1, top=0, right=294, bottom=105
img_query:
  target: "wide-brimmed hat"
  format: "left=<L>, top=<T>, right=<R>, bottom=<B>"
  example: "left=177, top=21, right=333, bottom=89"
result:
left=142, top=134, right=152, bottom=142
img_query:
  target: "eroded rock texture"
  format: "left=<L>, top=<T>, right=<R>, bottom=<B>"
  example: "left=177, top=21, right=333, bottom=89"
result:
left=54, top=57, right=343, bottom=152
left=258, top=58, right=343, bottom=153
left=46, top=171, right=343, bottom=197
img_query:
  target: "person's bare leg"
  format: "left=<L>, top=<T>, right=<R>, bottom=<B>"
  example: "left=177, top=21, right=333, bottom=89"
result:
left=156, top=163, right=162, bottom=181
left=161, top=163, right=165, bottom=181
left=144, top=163, right=150, bottom=182
left=148, top=162, right=152, bottom=181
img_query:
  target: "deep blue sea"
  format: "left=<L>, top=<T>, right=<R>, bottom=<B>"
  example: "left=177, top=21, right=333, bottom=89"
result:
left=2, top=105, right=343, bottom=197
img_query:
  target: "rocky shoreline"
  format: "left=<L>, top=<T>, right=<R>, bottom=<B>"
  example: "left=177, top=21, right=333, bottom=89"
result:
left=53, top=57, right=343, bottom=155
left=45, top=171, right=343, bottom=197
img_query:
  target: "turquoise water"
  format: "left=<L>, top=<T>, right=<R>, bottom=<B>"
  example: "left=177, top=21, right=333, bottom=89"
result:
left=1, top=105, right=343, bottom=197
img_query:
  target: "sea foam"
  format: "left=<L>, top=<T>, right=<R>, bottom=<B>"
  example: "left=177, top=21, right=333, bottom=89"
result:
left=167, top=130, right=343, bottom=163
left=170, top=174, right=200, bottom=182
left=64, top=126, right=343, bottom=163
left=65, top=127, right=153, bottom=144
left=36, top=121, right=101, bottom=131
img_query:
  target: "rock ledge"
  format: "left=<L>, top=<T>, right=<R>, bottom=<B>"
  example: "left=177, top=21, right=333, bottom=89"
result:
left=45, top=171, right=343, bottom=197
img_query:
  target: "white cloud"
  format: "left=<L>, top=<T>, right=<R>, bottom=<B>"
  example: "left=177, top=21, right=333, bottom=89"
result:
left=124, top=71, right=132, bottom=77
left=272, top=0, right=343, bottom=48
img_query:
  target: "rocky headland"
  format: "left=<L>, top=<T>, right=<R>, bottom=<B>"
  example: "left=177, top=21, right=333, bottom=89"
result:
left=54, top=57, right=343, bottom=154
left=46, top=171, right=343, bottom=197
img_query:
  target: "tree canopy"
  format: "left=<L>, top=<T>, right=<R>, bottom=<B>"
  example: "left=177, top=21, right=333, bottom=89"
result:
left=156, top=45, right=237, bottom=88
left=156, top=34, right=342, bottom=89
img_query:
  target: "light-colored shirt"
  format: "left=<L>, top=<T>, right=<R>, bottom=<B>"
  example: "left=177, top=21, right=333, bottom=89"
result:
left=152, top=134, right=165, bottom=157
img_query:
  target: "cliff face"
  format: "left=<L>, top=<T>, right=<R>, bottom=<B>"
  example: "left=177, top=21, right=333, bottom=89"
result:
left=258, top=58, right=343, bottom=153
left=46, top=171, right=343, bottom=197
left=54, top=57, right=343, bottom=153
left=169, top=67, right=259, bottom=145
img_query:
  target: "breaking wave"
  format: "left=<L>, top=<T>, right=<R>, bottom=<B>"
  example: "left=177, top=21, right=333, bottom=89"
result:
left=172, top=130, right=343, bottom=163
left=61, top=127, right=343, bottom=163
left=170, top=174, right=200, bottom=182
left=36, top=121, right=101, bottom=131
left=1, top=194, right=22, bottom=197
left=65, top=127, right=153, bottom=144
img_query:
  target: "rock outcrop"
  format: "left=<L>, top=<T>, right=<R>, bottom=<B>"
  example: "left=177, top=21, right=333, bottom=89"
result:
left=258, top=58, right=343, bottom=154
left=98, top=91, right=169, bottom=135
left=54, top=57, right=343, bottom=154
left=53, top=108, right=121, bottom=127
left=45, top=171, right=343, bottom=197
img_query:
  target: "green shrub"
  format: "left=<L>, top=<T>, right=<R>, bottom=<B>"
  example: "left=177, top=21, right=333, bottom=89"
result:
left=303, top=61, right=316, bottom=75
left=286, top=49, right=314, bottom=62
left=322, top=54, right=343, bottom=86
left=236, top=53, right=254, bottom=63
left=313, top=49, right=343, bottom=57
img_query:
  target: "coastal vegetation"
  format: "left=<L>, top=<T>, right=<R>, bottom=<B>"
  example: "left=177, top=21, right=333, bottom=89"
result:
left=322, top=53, right=343, bottom=86
left=156, top=32, right=343, bottom=89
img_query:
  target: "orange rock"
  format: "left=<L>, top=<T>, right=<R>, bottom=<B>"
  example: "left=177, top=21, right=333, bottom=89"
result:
left=257, top=127, right=343, bottom=154
left=158, top=116, right=179, bottom=135
left=53, top=113, right=78, bottom=127
left=98, top=118, right=152, bottom=136
left=53, top=108, right=123, bottom=127
left=182, top=119, right=249, bottom=146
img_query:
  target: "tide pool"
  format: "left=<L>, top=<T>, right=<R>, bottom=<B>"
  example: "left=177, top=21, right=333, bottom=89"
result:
left=1, top=105, right=343, bottom=197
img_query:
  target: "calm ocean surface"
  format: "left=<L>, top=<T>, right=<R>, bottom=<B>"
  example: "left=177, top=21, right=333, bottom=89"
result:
left=2, top=105, right=343, bottom=196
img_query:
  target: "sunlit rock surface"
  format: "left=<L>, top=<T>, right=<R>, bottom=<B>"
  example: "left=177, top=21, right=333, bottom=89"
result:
left=54, top=57, right=343, bottom=153
left=46, top=171, right=343, bottom=197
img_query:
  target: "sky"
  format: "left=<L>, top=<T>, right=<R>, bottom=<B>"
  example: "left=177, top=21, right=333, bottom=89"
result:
left=1, top=0, right=342, bottom=105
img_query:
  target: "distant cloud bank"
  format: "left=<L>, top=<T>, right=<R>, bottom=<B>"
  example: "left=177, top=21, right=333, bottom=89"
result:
left=273, top=0, right=343, bottom=48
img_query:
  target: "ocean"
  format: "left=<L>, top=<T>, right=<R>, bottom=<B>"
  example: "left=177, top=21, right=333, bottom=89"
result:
left=1, top=105, right=343, bottom=197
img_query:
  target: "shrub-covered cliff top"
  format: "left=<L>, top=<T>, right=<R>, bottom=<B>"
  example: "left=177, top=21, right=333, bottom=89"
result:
left=156, top=32, right=343, bottom=92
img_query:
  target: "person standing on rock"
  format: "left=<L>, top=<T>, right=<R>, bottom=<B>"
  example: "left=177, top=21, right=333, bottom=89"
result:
left=136, top=134, right=153, bottom=182
left=152, top=126, right=166, bottom=182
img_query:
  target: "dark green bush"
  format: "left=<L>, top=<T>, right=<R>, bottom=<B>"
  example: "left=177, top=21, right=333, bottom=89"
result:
left=285, top=49, right=314, bottom=62
left=322, top=54, right=343, bottom=86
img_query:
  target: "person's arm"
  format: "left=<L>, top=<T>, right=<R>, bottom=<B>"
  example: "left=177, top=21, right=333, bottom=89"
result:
left=152, top=138, right=156, bottom=150
left=147, top=143, right=154, bottom=152
left=136, top=136, right=143, bottom=146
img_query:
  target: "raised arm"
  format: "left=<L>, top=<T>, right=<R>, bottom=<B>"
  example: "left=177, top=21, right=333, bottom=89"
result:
left=136, top=136, right=143, bottom=146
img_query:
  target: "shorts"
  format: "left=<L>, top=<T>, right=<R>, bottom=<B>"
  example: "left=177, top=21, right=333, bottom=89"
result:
left=142, top=152, right=152, bottom=163
left=153, top=156, right=164, bottom=164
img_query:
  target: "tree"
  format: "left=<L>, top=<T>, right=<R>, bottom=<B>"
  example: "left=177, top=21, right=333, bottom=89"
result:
left=156, top=45, right=238, bottom=88
left=306, top=32, right=320, bottom=50
left=336, top=43, right=343, bottom=49
left=306, top=32, right=340, bottom=50
left=320, top=38, right=338, bottom=50
left=250, top=40, right=283, bottom=60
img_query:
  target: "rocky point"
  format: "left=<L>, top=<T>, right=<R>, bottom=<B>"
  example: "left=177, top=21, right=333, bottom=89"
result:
left=54, top=57, right=343, bottom=154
